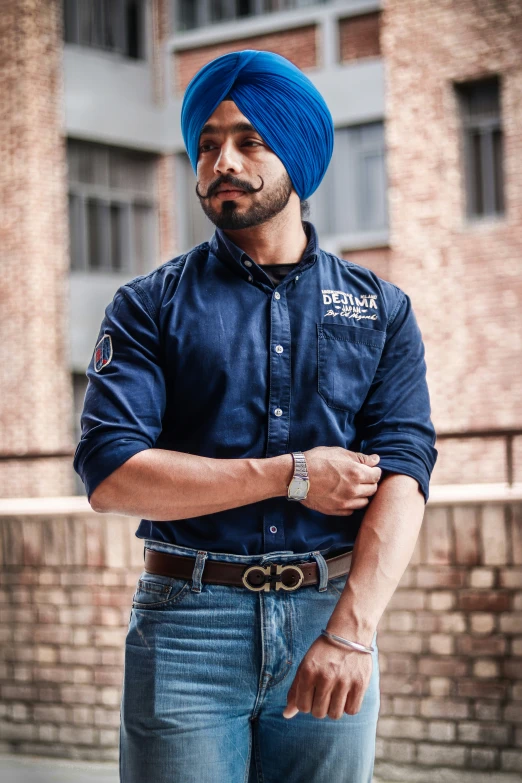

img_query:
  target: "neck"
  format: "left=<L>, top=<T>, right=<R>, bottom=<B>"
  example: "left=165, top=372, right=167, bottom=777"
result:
left=221, top=207, right=307, bottom=266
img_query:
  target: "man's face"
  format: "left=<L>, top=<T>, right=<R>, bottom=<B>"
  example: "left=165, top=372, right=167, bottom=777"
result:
left=195, top=100, right=294, bottom=229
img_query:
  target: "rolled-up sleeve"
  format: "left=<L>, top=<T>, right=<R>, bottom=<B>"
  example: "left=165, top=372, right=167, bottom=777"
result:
left=73, top=283, right=165, bottom=502
left=356, top=291, right=438, bottom=503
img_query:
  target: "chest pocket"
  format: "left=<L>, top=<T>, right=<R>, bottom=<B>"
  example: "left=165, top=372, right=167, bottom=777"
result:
left=317, top=322, right=386, bottom=414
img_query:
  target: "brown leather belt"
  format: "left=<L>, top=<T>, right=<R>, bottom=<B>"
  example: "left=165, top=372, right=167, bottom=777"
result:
left=144, top=547, right=353, bottom=593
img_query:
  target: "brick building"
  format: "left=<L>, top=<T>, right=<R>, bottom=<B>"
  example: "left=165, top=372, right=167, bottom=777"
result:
left=1, top=0, right=520, bottom=496
left=1, top=0, right=522, bottom=778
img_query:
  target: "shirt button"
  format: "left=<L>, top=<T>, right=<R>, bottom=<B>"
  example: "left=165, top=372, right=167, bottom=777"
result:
left=274, top=292, right=281, bottom=300
left=244, top=259, right=252, bottom=267
left=247, top=275, right=253, bottom=282
left=275, top=345, right=283, bottom=353
left=269, top=526, right=277, bottom=534
left=274, top=408, right=283, bottom=417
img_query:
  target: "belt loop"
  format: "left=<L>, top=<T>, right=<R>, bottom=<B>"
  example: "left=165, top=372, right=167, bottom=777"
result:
left=190, top=550, right=208, bottom=592
left=311, top=551, right=328, bottom=592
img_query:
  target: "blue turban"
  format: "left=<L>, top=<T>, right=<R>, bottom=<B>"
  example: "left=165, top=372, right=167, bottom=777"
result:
left=180, top=50, right=334, bottom=200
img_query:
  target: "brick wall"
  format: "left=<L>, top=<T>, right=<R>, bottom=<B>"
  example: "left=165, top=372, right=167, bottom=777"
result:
left=0, top=0, right=75, bottom=497
left=156, top=153, right=178, bottom=261
left=0, top=510, right=142, bottom=760
left=0, top=501, right=521, bottom=776
left=342, top=247, right=392, bottom=282
left=381, top=0, right=522, bottom=440
left=374, top=500, right=522, bottom=778
left=339, top=11, right=382, bottom=62
left=174, top=25, right=318, bottom=95
left=151, top=0, right=170, bottom=104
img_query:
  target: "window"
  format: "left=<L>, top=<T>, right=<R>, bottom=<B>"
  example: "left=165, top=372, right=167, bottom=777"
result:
left=67, top=140, right=158, bottom=274
left=175, top=0, right=328, bottom=31
left=456, top=76, right=504, bottom=219
left=63, top=0, right=146, bottom=59
left=308, top=122, right=388, bottom=237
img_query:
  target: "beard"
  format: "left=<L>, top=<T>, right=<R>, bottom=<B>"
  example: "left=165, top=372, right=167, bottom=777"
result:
left=197, top=170, right=293, bottom=230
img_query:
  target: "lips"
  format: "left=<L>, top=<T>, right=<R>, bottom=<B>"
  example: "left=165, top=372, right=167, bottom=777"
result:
left=215, top=187, right=246, bottom=197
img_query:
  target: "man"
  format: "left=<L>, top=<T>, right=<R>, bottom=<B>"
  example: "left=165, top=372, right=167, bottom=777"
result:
left=74, top=50, right=437, bottom=783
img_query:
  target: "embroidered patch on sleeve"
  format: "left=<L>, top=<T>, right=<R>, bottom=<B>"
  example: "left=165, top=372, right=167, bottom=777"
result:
left=94, top=334, right=113, bottom=372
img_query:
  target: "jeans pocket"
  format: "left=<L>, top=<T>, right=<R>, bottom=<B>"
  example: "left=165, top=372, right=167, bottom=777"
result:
left=317, top=322, right=386, bottom=413
left=132, top=571, right=192, bottom=609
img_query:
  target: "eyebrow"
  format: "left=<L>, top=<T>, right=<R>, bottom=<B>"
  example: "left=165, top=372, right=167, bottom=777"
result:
left=199, top=121, right=259, bottom=137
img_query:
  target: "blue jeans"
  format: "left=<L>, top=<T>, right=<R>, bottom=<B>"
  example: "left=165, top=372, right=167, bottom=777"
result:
left=119, top=540, right=380, bottom=783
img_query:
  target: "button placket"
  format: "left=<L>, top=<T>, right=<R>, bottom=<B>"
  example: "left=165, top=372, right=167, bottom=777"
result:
left=264, top=286, right=292, bottom=551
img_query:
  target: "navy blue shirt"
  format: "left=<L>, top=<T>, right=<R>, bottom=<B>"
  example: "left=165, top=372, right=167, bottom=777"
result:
left=73, top=221, right=437, bottom=556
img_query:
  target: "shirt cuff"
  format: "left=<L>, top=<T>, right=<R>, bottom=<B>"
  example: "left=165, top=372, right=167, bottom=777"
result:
left=74, top=438, right=151, bottom=502
left=377, top=459, right=431, bottom=504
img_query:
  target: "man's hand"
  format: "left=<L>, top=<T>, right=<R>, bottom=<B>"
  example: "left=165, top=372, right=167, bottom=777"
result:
left=300, top=446, right=381, bottom=516
left=282, top=635, right=373, bottom=720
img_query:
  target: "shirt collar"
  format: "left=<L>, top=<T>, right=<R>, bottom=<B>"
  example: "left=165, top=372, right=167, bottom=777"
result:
left=209, top=220, right=319, bottom=282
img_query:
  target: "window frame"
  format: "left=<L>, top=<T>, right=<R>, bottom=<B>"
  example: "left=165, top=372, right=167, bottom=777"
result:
left=174, top=0, right=329, bottom=31
left=456, top=75, right=504, bottom=221
left=63, top=0, right=147, bottom=60
left=308, top=120, right=388, bottom=240
left=67, top=140, right=158, bottom=275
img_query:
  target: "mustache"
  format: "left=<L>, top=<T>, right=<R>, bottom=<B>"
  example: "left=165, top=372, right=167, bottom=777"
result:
left=195, top=175, right=264, bottom=200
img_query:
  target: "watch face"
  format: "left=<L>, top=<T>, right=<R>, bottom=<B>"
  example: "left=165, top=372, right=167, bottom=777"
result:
left=289, top=477, right=309, bottom=500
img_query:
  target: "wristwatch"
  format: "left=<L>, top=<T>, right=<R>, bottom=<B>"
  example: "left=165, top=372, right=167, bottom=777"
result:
left=287, top=451, right=310, bottom=501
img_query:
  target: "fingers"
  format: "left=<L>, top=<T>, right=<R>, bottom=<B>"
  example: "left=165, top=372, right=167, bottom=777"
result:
left=282, top=679, right=299, bottom=719
left=285, top=655, right=368, bottom=721
left=328, top=684, right=351, bottom=720
left=352, top=453, right=382, bottom=483
left=359, top=465, right=382, bottom=484
left=342, top=497, right=370, bottom=513
left=356, top=481, right=380, bottom=498
left=297, top=679, right=361, bottom=721
left=295, top=673, right=315, bottom=714
left=355, top=452, right=380, bottom=466
left=344, top=684, right=365, bottom=716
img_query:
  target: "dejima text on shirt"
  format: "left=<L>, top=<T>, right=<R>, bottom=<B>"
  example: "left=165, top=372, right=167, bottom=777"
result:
left=74, top=221, right=438, bottom=556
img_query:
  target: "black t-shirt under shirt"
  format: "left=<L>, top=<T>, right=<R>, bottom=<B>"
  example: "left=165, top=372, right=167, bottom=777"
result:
left=257, top=221, right=313, bottom=286
left=261, top=262, right=300, bottom=287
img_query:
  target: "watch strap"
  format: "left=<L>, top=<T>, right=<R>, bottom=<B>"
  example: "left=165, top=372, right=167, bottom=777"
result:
left=292, top=451, right=309, bottom=479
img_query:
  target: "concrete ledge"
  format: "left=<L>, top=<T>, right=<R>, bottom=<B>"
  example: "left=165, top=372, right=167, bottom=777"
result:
left=374, top=762, right=522, bottom=783
left=428, top=483, right=522, bottom=505
left=0, top=483, right=521, bottom=515
left=0, top=495, right=94, bottom=516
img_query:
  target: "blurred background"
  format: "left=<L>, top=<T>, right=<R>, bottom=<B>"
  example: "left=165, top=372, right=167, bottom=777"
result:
left=0, top=1, right=521, bottom=781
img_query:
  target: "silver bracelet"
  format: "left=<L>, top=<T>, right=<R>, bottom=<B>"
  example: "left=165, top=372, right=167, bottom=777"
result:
left=320, top=628, right=374, bottom=654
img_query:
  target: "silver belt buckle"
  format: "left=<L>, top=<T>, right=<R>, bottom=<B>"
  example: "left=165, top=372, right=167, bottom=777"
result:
left=242, top=563, right=305, bottom=592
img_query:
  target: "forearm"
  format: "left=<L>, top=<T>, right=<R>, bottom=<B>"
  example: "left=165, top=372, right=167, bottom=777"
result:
left=326, top=473, right=425, bottom=646
left=90, top=447, right=294, bottom=519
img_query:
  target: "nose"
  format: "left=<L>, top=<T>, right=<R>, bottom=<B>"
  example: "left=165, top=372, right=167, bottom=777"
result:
left=214, top=139, right=242, bottom=176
